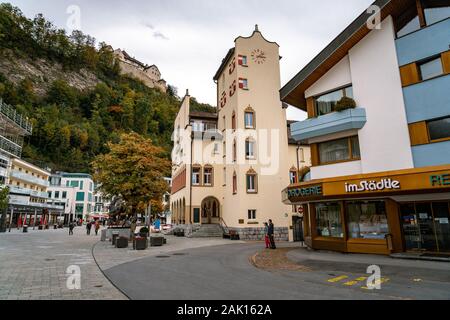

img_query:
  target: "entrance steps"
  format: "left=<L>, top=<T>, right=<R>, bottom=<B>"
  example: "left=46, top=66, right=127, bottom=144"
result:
left=188, top=224, right=223, bottom=238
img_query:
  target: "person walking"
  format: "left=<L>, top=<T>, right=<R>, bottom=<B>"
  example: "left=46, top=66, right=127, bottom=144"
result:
left=263, top=222, right=270, bottom=249
left=68, top=221, right=75, bottom=235
left=94, top=220, right=100, bottom=236
left=86, top=221, right=92, bottom=235
left=268, top=219, right=276, bottom=249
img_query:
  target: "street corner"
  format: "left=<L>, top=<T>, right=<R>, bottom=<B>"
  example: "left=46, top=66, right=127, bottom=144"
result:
left=249, top=246, right=312, bottom=272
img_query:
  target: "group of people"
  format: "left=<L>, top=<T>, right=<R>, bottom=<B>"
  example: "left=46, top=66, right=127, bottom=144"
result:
left=86, top=220, right=101, bottom=235
left=264, top=219, right=276, bottom=249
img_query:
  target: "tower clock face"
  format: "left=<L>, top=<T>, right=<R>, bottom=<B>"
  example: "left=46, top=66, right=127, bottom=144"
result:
left=251, top=49, right=266, bottom=64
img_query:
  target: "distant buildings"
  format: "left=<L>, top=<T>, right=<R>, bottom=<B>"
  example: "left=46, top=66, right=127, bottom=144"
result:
left=113, top=48, right=167, bottom=93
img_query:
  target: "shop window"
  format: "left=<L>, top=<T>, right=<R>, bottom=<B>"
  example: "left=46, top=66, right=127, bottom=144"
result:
left=427, top=116, right=450, bottom=141
left=315, top=85, right=353, bottom=116
left=346, top=201, right=389, bottom=239
left=315, top=202, right=343, bottom=238
left=318, top=136, right=360, bottom=165
left=418, top=57, right=443, bottom=81
left=248, top=209, right=256, bottom=220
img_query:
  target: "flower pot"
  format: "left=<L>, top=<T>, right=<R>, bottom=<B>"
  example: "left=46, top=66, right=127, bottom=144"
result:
left=133, top=237, right=148, bottom=250
left=150, top=236, right=164, bottom=247
left=116, top=236, right=129, bottom=248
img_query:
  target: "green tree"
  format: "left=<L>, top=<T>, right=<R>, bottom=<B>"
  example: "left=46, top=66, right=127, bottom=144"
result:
left=92, top=132, right=170, bottom=217
left=0, top=186, right=10, bottom=233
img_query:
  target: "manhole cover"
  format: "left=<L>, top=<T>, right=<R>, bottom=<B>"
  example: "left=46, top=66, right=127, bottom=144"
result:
left=156, top=255, right=171, bottom=258
left=45, top=258, right=56, bottom=261
left=172, top=253, right=186, bottom=256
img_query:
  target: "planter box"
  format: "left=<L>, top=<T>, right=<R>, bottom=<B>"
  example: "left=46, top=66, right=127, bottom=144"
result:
left=150, top=237, right=164, bottom=247
left=112, top=233, right=120, bottom=246
left=133, top=237, right=148, bottom=250
left=116, top=237, right=129, bottom=248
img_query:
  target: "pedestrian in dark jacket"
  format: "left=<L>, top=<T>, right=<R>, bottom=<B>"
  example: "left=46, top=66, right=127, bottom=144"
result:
left=264, top=222, right=270, bottom=249
left=69, top=222, right=74, bottom=235
left=268, top=219, right=276, bottom=249
left=86, top=221, right=92, bottom=235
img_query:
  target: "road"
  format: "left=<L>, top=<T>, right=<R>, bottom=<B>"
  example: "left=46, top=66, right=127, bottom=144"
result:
left=104, top=243, right=450, bottom=300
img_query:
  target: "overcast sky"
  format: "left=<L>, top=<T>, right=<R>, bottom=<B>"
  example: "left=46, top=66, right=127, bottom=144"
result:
left=4, top=0, right=374, bottom=120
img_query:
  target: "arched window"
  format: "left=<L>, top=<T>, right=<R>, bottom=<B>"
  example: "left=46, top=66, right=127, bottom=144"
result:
left=232, top=171, right=237, bottom=194
left=244, top=106, right=256, bottom=129
left=246, top=168, right=258, bottom=194
left=231, top=111, right=236, bottom=131
left=192, top=165, right=201, bottom=185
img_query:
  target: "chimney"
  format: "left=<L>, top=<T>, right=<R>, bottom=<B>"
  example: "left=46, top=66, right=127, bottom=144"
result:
left=186, top=89, right=190, bottom=96
left=255, top=24, right=259, bottom=32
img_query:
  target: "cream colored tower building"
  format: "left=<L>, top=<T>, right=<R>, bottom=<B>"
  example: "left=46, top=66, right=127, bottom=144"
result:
left=170, top=26, right=310, bottom=241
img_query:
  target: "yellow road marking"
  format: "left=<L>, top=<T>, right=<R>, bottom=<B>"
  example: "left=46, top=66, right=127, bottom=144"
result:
left=327, top=275, right=348, bottom=283
left=343, top=276, right=367, bottom=286
left=361, top=277, right=390, bottom=289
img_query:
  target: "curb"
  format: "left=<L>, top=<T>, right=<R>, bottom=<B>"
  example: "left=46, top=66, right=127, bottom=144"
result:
left=91, top=240, right=131, bottom=300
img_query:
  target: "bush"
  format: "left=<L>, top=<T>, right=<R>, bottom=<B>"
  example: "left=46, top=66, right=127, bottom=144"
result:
left=335, top=96, right=356, bottom=112
left=140, top=226, right=149, bottom=234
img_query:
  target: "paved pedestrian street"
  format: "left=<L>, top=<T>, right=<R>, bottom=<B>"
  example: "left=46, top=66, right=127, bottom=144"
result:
left=1, top=227, right=450, bottom=300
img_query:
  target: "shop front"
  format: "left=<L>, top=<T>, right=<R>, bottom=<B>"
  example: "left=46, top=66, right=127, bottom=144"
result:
left=282, top=165, right=450, bottom=255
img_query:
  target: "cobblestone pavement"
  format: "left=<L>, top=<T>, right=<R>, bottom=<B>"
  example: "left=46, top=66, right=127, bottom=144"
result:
left=0, top=226, right=246, bottom=300
left=0, top=227, right=127, bottom=300
left=93, top=234, right=245, bottom=271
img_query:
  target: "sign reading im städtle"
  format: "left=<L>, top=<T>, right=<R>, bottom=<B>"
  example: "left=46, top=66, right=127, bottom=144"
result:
left=287, top=171, right=450, bottom=201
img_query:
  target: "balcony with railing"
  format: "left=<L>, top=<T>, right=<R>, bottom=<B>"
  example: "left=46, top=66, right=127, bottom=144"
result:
left=8, top=185, right=48, bottom=198
left=9, top=170, right=50, bottom=187
left=0, top=99, right=33, bottom=135
left=0, top=134, right=22, bottom=157
left=290, top=108, right=367, bottom=142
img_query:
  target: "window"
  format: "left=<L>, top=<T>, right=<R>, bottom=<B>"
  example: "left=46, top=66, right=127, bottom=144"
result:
left=239, top=78, right=248, bottom=90
left=315, top=202, right=343, bottom=238
left=232, top=172, right=237, bottom=194
left=192, top=167, right=201, bottom=185
left=204, top=167, right=213, bottom=186
left=62, top=191, right=67, bottom=199
left=75, top=204, right=84, bottom=214
left=248, top=210, right=256, bottom=220
left=231, top=112, right=236, bottom=131
left=418, top=57, right=443, bottom=81
left=315, top=86, right=353, bottom=116
left=213, top=143, right=219, bottom=155
left=244, top=111, right=255, bottom=129
left=0, top=159, right=7, bottom=169
left=246, top=170, right=257, bottom=193
left=318, top=136, right=360, bottom=165
left=428, top=117, right=450, bottom=141
left=47, top=191, right=52, bottom=198
left=233, top=139, right=237, bottom=162
left=346, top=201, right=389, bottom=239
left=76, top=192, right=85, bottom=201
left=55, top=191, right=60, bottom=199
left=223, top=141, right=226, bottom=158
left=70, top=180, right=79, bottom=188
left=424, top=5, right=450, bottom=25
left=245, top=139, right=255, bottom=159
left=80, top=181, right=84, bottom=190
left=223, top=167, right=227, bottom=186
left=238, top=55, right=248, bottom=66
left=289, top=170, right=298, bottom=184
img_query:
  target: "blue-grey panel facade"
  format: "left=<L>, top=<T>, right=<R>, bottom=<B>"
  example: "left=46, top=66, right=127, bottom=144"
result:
left=412, top=140, right=450, bottom=167
left=395, top=18, right=450, bottom=66
left=403, top=75, right=450, bottom=123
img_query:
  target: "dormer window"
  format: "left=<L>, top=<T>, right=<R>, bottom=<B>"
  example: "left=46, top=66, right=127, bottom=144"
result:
left=315, top=85, right=353, bottom=116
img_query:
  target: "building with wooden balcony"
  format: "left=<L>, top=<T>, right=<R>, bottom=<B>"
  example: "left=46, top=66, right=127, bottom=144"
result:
left=281, top=0, right=450, bottom=255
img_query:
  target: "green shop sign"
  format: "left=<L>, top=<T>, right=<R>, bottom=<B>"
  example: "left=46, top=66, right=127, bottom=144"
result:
left=288, top=185, right=323, bottom=198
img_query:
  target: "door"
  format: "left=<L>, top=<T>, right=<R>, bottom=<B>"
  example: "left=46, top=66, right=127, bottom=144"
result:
left=432, top=202, right=450, bottom=252
left=292, top=216, right=304, bottom=242
left=400, top=202, right=450, bottom=252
